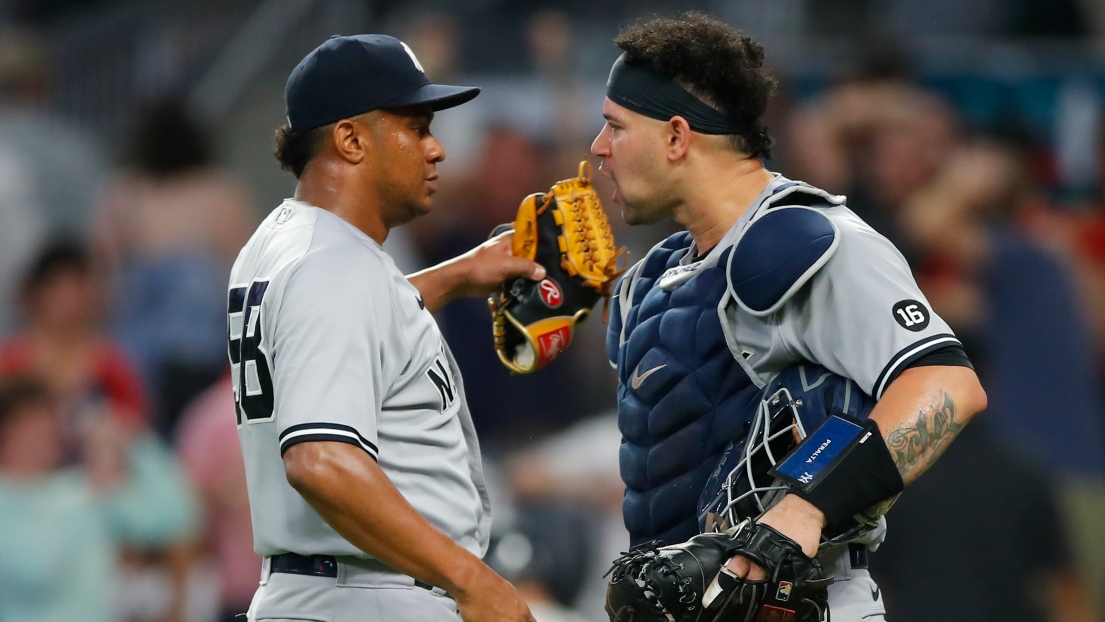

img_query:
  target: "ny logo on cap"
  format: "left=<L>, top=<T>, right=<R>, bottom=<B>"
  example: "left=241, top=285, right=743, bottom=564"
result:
left=399, top=41, right=425, bottom=73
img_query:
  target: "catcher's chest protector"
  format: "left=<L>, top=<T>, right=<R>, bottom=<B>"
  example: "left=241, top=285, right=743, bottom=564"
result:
left=608, top=232, right=761, bottom=546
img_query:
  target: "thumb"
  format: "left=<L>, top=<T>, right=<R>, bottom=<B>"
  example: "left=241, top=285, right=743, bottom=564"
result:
left=505, top=257, right=545, bottom=281
left=724, top=554, right=753, bottom=579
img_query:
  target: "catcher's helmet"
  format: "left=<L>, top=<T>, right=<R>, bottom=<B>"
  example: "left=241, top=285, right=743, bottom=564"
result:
left=699, top=364, right=888, bottom=547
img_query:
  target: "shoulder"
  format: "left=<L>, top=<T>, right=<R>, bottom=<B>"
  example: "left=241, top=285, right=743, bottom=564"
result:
left=232, top=211, right=392, bottom=334
left=727, top=203, right=839, bottom=316
left=304, top=229, right=389, bottom=271
left=279, top=208, right=393, bottom=287
left=727, top=181, right=910, bottom=316
left=268, top=215, right=398, bottom=323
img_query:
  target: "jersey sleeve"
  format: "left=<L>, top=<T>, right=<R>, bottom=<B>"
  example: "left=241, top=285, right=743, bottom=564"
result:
left=269, top=247, right=395, bottom=460
left=777, top=216, right=961, bottom=399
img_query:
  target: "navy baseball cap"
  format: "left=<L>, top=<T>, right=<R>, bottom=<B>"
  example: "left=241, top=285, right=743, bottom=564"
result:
left=285, top=34, right=480, bottom=132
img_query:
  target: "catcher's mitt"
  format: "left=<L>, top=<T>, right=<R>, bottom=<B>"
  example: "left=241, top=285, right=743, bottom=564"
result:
left=489, top=158, right=625, bottom=373
left=605, top=520, right=831, bottom=622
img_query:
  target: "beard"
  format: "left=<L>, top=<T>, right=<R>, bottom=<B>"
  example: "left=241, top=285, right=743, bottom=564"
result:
left=618, top=184, right=678, bottom=226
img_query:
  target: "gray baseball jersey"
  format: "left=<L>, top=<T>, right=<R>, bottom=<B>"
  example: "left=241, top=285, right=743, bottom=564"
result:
left=616, top=175, right=959, bottom=397
left=725, top=176, right=958, bottom=394
left=228, top=199, right=491, bottom=559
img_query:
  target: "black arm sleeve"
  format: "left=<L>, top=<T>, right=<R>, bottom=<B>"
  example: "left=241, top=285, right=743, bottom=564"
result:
left=896, top=343, right=973, bottom=380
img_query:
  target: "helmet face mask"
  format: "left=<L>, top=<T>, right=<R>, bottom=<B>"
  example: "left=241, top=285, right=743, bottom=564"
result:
left=699, top=365, right=890, bottom=548
left=707, top=387, right=806, bottom=530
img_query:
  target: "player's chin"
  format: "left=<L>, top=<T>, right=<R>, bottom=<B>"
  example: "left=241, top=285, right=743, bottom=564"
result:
left=415, top=192, right=436, bottom=213
left=619, top=206, right=637, bottom=225
left=621, top=189, right=670, bottom=223
left=621, top=203, right=665, bottom=226
left=619, top=201, right=648, bottom=226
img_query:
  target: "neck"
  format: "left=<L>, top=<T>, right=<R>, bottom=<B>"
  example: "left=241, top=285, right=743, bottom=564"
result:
left=294, top=160, right=389, bottom=244
left=674, top=157, right=774, bottom=252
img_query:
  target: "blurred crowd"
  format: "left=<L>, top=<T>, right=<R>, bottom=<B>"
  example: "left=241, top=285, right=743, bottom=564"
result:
left=0, top=3, right=1103, bottom=622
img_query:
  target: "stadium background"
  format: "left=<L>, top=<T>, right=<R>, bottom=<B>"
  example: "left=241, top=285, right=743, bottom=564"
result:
left=0, top=0, right=1102, bottom=621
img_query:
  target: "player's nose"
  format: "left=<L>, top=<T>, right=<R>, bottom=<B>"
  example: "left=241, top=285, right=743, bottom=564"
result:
left=426, top=135, right=445, bottom=163
left=590, top=126, right=610, bottom=159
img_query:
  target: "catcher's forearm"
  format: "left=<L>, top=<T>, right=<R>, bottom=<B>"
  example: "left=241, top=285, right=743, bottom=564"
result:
left=869, top=365, right=987, bottom=485
left=760, top=366, right=984, bottom=539
left=282, top=441, right=490, bottom=596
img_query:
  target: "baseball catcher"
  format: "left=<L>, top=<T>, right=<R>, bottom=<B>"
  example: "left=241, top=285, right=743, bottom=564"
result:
left=606, top=365, right=897, bottom=622
left=489, top=159, right=625, bottom=373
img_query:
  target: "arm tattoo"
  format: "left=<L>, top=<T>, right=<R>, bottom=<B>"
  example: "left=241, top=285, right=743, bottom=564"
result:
left=885, top=391, right=964, bottom=483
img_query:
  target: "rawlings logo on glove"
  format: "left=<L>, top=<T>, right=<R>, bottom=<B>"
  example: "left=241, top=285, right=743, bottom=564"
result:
left=489, top=159, right=625, bottom=373
left=605, top=519, right=832, bottom=622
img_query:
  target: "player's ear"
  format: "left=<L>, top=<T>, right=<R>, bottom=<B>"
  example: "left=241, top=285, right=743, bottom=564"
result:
left=666, top=116, right=692, bottom=162
left=330, top=118, right=368, bottom=165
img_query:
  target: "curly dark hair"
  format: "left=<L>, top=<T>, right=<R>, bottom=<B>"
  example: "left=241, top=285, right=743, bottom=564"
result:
left=274, top=124, right=326, bottom=178
left=615, top=12, right=777, bottom=158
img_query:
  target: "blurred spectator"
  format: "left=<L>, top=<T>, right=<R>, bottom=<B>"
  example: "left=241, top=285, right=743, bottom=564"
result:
left=873, top=421, right=1097, bottom=622
left=0, top=239, right=201, bottom=622
left=1022, top=160, right=1105, bottom=613
left=525, top=9, right=596, bottom=175
left=787, top=83, right=1105, bottom=484
left=0, top=25, right=96, bottom=332
left=175, top=374, right=259, bottom=622
left=389, top=10, right=483, bottom=177
left=95, top=97, right=254, bottom=438
left=0, top=25, right=107, bottom=234
left=509, top=412, right=627, bottom=621
left=0, top=239, right=147, bottom=440
left=784, top=77, right=958, bottom=252
left=897, top=137, right=1105, bottom=614
left=485, top=502, right=595, bottom=622
left=0, top=377, right=196, bottom=622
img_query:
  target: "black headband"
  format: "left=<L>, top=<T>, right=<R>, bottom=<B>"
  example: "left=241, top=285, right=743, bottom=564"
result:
left=605, top=53, right=745, bottom=135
